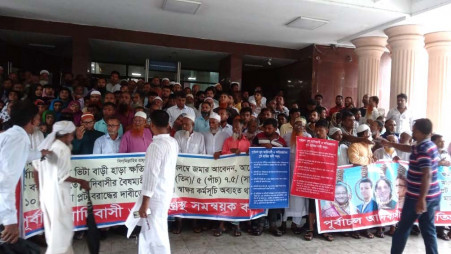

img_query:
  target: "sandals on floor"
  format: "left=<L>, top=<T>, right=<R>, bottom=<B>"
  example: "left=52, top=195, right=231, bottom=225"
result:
left=375, top=230, right=384, bottom=238
left=252, top=227, right=263, bottom=236
left=387, top=226, right=396, bottom=236
left=291, top=223, right=303, bottom=235
left=233, top=227, right=242, bottom=237
left=269, top=227, right=283, bottom=237
left=322, top=233, right=334, bottom=241
left=304, top=230, right=314, bottom=241
left=213, top=228, right=225, bottom=237
left=351, top=232, right=361, bottom=239
left=361, top=230, right=374, bottom=239
left=438, top=232, right=450, bottom=241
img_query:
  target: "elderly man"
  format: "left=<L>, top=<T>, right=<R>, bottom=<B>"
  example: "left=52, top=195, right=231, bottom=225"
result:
left=72, top=113, right=104, bottom=154
left=94, top=102, right=124, bottom=136
left=348, top=124, right=374, bottom=166
left=374, top=135, right=399, bottom=161
left=94, top=117, right=122, bottom=154
left=119, top=112, right=152, bottom=153
left=33, top=121, right=90, bottom=253
left=203, top=112, right=230, bottom=158
left=173, top=113, right=205, bottom=234
left=167, top=92, right=195, bottom=127
left=0, top=101, right=44, bottom=244
left=174, top=113, right=205, bottom=154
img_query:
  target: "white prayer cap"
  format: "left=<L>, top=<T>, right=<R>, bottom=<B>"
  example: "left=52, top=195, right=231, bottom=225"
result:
left=154, top=96, right=163, bottom=101
left=209, top=112, right=221, bottom=122
left=248, top=98, right=257, bottom=105
left=90, top=90, right=101, bottom=96
left=328, top=127, right=342, bottom=136
left=174, top=82, right=182, bottom=87
left=186, top=93, right=194, bottom=99
left=357, top=124, right=370, bottom=134
left=134, top=111, right=147, bottom=120
left=170, top=81, right=176, bottom=85
left=162, top=78, right=170, bottom=82
left=204, top=97, right=214, bottom=102
left=40, top=70, right=49, bottom=75
left=38, top=121, right=76, bottom=150
left=183, top=113, right=196, bottom=123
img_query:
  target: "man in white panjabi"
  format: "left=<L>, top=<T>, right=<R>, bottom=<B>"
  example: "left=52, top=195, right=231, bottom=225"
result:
left=126, top=110, right=178, bottom=254
left=32, top=121, right=90, bottom=254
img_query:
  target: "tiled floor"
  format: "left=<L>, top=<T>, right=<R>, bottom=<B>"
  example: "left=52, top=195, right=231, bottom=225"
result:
left=40, top=226, right=451, bottom=254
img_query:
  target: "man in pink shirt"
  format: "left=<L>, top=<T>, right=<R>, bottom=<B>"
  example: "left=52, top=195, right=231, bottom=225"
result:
left=119, top=111, right=152, bottom=153
left=221, top=118, right=250, bottom=156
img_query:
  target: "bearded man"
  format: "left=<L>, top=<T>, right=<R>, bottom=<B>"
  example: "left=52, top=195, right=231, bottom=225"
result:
left=119, top=111, right=152, bottom=153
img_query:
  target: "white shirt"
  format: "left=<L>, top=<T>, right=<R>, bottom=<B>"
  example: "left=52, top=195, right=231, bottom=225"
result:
left=374, top=147, right=398, bottom=161
left=203, top=130, right=231, bottom=155
left=439, top=148, right=451, bottom=162
left=28, top=127, right=44, bottom=161
left=106, top=83, right=121, bottom=93
left=338, top=144, right=350, bottom=166
left=386, top=107, right=413, bottom=134
left=93, top=134, right=122, bottom=154
left=220, top=123, right=233, bottom=137
left=166, top=105, right=196, bottom=127
left=396, top=149, right=411, bottom=161
left=0, top=125, right=31, bottom=225
left=174, top=130, right=206, bottom=154
left=141, top=134, right=179, bottom=200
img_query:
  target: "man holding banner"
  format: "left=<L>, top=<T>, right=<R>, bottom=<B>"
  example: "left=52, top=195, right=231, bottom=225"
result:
left=136, top=110, right=179, bottom=254
left=383, top=119, right=441, bottom=254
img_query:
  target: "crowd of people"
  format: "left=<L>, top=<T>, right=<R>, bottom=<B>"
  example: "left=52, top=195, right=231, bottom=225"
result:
left=0, top=68, right=449, bottom=253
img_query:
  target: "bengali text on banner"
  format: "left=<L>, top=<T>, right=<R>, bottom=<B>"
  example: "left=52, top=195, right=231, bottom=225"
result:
left=20, top=153, right=266, bottom=238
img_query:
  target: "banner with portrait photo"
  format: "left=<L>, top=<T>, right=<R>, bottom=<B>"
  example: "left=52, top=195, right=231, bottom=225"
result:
left=20, top=153, right=266, bottom=239
left=316, top=161, right=451, bottom=233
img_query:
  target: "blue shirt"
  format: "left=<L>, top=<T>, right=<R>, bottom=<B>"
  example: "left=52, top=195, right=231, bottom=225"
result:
left=407, top=139, right=441, bottom=201
left=194, top=116, right=210, bottom=133
left=93, top=134, right=121, bottom=154
left=94, top=119, right=124, bottom=137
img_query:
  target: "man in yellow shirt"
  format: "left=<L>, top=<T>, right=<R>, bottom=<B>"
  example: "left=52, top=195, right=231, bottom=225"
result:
left=348, top=124, right=374, bottom=166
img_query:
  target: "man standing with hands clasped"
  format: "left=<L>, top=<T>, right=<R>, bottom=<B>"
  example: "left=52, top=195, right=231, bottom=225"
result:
left=129, top=110, right=179, bottom=254
left=382, top=118, right=441, bottom=254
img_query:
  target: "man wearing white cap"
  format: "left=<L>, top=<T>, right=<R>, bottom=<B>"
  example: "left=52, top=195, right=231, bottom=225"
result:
left=72, top=113, right=104, bottom=154
left=119, top=111, right=153, bottom=153
left=166, top=92, right=195, bottom=128
left=203, top=112, right=231, bottom=157
left=348, top=124, right=374, bottom=166
left=33, top=121, right=90, bottom=254
left=174, top=113, right=205, bottom=154
left=39, top=70, right=50, bottom=85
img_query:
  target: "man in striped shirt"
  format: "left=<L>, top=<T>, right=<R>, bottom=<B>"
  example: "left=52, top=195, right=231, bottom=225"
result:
left=382, top=118, right=440, bottom=254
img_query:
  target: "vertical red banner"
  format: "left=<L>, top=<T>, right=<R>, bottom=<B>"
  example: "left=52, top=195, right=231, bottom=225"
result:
left=291, top=137, right=338, bottom=201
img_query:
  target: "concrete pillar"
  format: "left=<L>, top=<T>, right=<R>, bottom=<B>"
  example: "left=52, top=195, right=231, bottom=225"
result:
left=425, top=31, right=451, bottom=139
left=72, top=35, right=90, bottom=76
left=219, top=54, right=242, bottom=87
left=351, top=36, right=387, bottom=104
left=384, top=25, right=428, bottom=119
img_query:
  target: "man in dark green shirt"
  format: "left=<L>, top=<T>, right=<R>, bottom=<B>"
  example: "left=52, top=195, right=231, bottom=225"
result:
left=72, top=113, right=103, bottom=154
